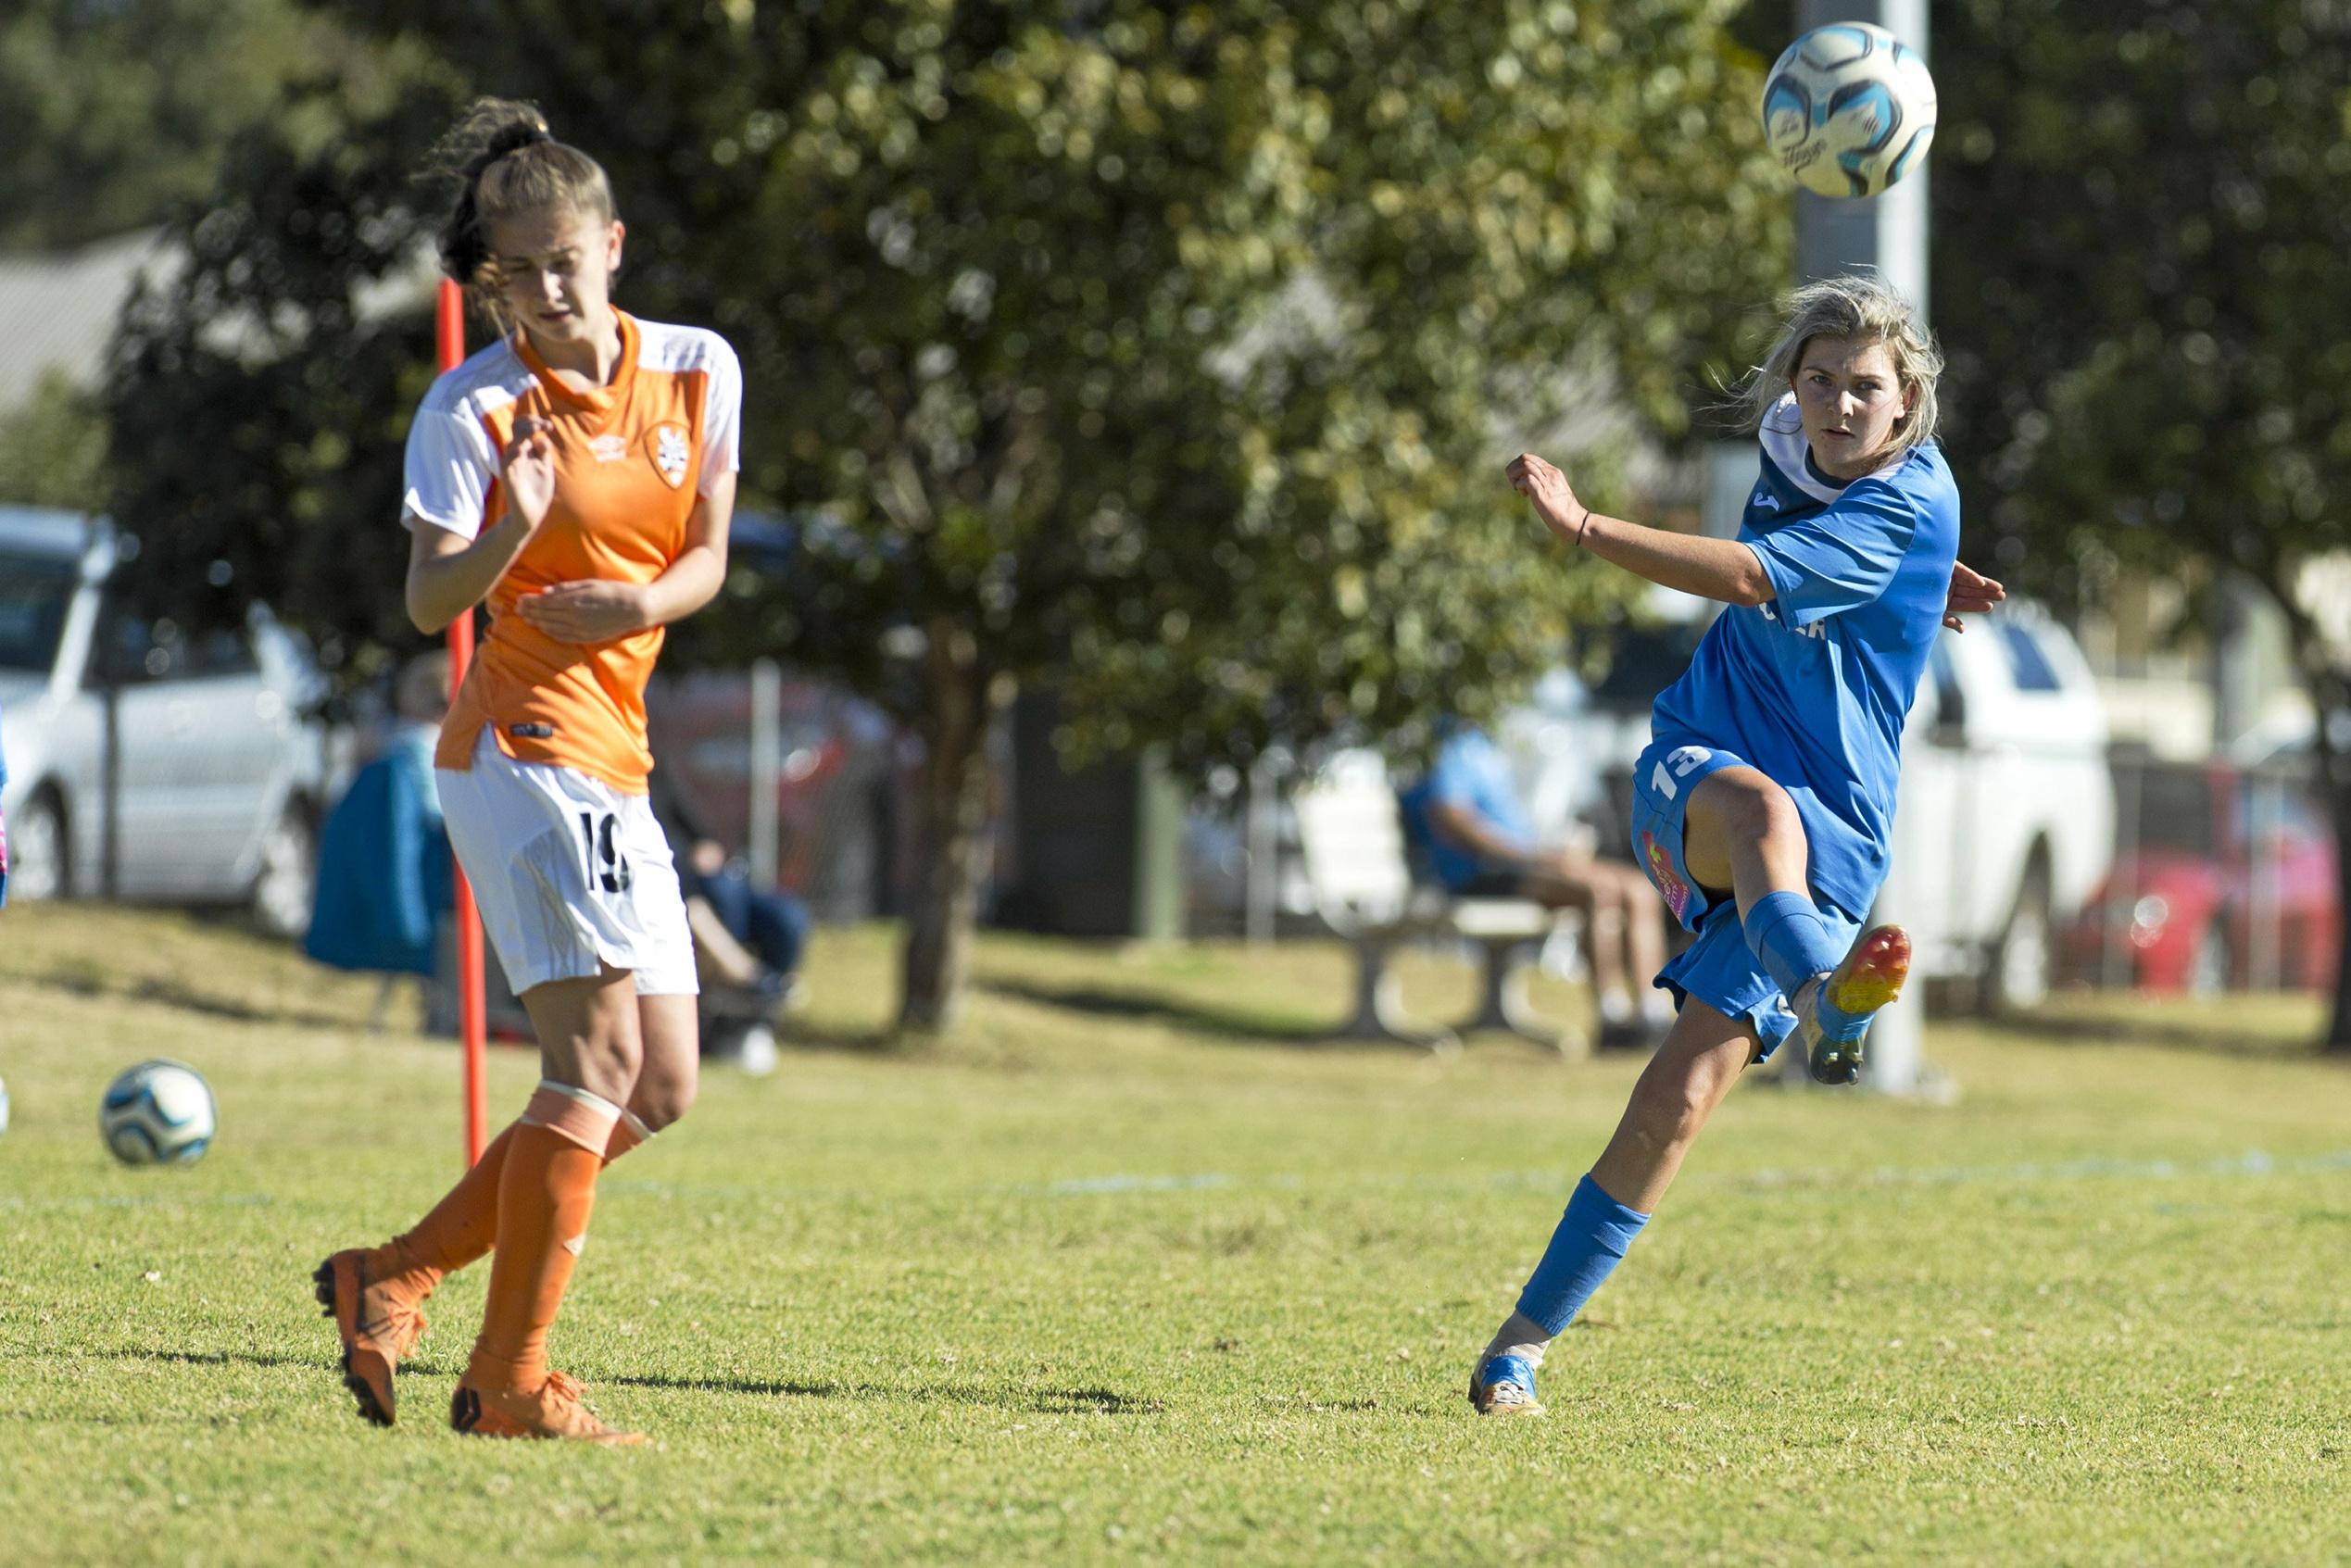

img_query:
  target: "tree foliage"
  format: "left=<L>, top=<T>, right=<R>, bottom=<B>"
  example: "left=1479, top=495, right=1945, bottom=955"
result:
left=1930, top=0, right=2351, bottom=1042
left=105, top=58, right=471, bottom=684
left=0, top=370, right=110, bottom=510
left=0, top=0, right=330, bottom=252
left=107, top=0, right=1791, bottom=1025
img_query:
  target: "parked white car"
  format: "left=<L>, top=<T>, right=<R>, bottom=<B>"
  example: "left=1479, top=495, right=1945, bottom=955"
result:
left=0, top=506, right=330, bottom=935
left=1895, top=602, right=2115, bottom=1010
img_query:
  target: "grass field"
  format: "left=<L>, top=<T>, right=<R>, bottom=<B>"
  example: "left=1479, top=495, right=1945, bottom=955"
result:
left=3, top=904, right=2347, bottom=1565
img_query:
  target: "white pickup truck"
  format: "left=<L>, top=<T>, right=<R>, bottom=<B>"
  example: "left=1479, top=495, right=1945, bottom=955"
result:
left=1893, top=604, right=2115, bottom=1010
left=1502, top=597, right=2115, bottom=1013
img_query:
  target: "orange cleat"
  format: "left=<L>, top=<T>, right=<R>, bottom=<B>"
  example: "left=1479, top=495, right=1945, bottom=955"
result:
left=1792, top=924, right=1911, bottom=1085
left=448, top=1371, right=645, bottom=1445
left=313, top=1248, right=430, bottom=1427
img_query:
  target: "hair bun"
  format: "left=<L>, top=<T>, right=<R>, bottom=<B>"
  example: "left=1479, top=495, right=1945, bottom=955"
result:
left=482, top=119, right=553, bottom=164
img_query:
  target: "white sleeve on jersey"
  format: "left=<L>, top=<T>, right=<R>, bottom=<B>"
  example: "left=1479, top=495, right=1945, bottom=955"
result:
left=401, top=395, right=499, bottom=540
left=698, top=337, right=743, bottom=497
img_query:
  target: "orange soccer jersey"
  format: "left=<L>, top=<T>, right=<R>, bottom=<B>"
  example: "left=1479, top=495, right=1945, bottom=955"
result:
left=400, top=310, right=742, bottom=793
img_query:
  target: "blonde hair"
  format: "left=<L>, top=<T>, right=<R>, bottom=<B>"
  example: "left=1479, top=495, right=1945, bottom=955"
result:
left=426, top=98, right=616, bottom=320
left=1737, top=273, right=1943, bottom=452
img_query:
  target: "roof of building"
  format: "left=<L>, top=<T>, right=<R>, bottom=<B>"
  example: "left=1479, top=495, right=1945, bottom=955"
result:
left=0, top=231, right=174, bottom=412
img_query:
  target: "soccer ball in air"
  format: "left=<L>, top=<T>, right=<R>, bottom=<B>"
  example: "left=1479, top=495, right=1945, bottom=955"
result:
left=100, top=1060, right=217, bottom=1166
left=1761, top=22, right=1937, bottom=198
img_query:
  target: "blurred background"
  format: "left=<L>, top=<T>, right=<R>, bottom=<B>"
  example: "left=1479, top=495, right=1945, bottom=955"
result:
left=0, top=0, right=2343, bottom=1049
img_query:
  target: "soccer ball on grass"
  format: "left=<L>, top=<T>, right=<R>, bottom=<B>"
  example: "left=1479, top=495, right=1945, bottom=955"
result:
left=1761, top=22, right=1937, bottom=198
left=100, top=1060, right=217, bottom=1166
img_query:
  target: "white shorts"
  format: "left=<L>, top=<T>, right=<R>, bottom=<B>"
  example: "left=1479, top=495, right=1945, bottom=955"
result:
left=437, top=731, right=698, bottom=997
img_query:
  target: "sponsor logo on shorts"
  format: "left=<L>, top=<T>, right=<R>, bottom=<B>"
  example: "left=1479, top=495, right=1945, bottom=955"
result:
left=1641, top=830, right=1692, bottom=922
left=509, top=722, right=556, bottom=739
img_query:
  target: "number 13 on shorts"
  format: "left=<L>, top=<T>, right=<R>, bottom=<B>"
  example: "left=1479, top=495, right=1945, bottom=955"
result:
left=1650, top=746, right=1714, bottom=802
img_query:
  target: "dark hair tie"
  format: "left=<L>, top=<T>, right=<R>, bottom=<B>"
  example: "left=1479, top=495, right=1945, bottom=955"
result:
left=477, top=120, right=552, bottom=170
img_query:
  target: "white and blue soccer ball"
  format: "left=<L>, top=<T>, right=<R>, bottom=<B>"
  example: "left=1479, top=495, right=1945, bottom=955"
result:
left=1761, top=22, right=1937, bottom=199
left=100, top=1060, right=217, bottom=1166
left=0, top=1075, right=10, bottom=1137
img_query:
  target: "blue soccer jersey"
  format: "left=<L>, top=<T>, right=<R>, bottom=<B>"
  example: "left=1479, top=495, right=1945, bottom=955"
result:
left=1647, top=393, right=1960, bottom=922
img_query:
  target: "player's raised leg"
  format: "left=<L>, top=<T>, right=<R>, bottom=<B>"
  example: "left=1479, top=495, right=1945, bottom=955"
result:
left=449, top=965, right=646, bottom=1445
left=1681, top=767, right=1907, bottom=1084
left=1469, top=998, right=1759, bottom=1415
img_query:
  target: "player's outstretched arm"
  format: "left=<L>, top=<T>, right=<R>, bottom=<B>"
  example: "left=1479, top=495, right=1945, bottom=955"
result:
left=1506, top=452, right=1773, bottom=607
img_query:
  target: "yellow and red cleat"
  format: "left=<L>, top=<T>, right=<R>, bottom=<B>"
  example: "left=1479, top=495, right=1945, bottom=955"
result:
left=449, top=1371, right=645, bottom=1445
left=313, top=1248, right=431, bottom=1426
left=1793, top=924, right=1911, bottom=1085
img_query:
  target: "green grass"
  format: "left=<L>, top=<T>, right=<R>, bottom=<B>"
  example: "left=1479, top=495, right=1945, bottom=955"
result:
left=2, top=904, right=2347, bottom=1565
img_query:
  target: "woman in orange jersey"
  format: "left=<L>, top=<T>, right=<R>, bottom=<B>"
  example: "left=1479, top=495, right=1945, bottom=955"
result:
left=315, top=99, right=741, bottom=1444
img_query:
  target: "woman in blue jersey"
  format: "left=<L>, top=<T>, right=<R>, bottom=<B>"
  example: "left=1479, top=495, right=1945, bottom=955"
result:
left=1467, top=275, right=2004, bottom=1416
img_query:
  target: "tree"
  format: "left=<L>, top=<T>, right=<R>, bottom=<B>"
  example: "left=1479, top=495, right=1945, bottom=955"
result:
left=0, top=370, right=110, bottom=509
left=1930, top=0, right=2351, bottom=1045
left=108, top=1, right=1792, bottom=1032
left=106, top=60, right=474, bottom=682
left=0, top=0, right=330, bottom=252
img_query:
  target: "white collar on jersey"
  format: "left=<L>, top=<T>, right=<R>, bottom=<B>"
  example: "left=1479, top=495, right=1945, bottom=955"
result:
left=1759, top=391, right=1906, bottom=506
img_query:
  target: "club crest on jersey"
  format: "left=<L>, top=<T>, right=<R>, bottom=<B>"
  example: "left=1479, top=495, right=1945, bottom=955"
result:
left=647, top=423, right=691, bottom=489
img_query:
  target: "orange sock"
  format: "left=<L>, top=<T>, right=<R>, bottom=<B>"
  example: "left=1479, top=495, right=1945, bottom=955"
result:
left=383, top=1110, right=656, bottom=1289
left=384, top=1124, right=518, bottom=1285
left=466, top=1085, right=621, bottom=1393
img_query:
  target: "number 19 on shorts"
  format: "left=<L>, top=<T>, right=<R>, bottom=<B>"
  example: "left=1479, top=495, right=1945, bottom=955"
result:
left=579, top=811, right=633, bottom=895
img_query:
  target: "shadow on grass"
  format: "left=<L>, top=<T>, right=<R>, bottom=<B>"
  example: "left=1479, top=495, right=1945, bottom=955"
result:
left=1973, top=1006, right=2339, bottom=1061
left=607, top=1371, right=1163, bottom=1414
left=974, top=977, right=1336, bottom=1047
left=103, top=1348, right=321, bottom=1373
left=79, top=1350, right=1163, bottom=1415
left=772, top=1021, right=915, bottom=1055
left=32, top=968, right=363, bottom=1033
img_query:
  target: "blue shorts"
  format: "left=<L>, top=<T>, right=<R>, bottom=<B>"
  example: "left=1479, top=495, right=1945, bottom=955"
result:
left=1628, top=737, right=1861, bottom=1059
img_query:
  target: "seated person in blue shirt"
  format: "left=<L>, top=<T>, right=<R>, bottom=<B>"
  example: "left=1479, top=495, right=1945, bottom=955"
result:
left=1398, top=723, right=1674, bottom=1047
left=1465, top=275, right=2007, bottom=1418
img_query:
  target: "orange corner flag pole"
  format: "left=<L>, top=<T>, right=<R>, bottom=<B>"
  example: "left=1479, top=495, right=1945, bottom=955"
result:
left=436, top=279, right=489, bottom=1167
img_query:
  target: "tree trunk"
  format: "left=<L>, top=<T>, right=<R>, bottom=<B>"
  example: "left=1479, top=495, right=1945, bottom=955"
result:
left=2325, top=767, right=2351, bottom=1051
left=897, top=624, right=1013, bottom=1035
left=2313, top=669, right=2351, bottom=1052
left=2257, top=589, right=2351, bottom=1050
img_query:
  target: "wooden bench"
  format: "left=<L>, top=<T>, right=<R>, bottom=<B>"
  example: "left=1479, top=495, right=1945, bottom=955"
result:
left=1291, top=752, right=1589, bottom=1057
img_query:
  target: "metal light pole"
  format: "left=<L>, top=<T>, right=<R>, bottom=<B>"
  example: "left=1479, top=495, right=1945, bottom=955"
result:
left=748, top=657, right=783, bottom=890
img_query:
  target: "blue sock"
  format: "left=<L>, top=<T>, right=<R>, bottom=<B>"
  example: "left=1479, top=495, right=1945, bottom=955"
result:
left=1742, top=889, right=1845, bottom=1000
left=1514, top=1173, right=1651, bottom=1336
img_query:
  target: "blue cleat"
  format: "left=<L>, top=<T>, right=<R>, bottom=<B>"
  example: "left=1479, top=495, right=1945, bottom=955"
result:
left=1792, top=924, right=1911, bottom=1085
left=1467, top=1353, right=1544, bottom=1417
